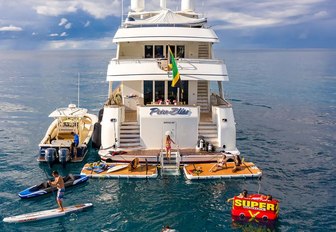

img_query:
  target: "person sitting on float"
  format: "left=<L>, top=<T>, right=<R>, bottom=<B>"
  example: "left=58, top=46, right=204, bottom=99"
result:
left=232, top=154, right=243, bottom=172
left=227, top=190, right=248, bottom=203
left=209, top=154, right=227, bottom=172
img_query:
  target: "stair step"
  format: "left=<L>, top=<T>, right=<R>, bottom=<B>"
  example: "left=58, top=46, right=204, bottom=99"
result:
left=118, top=145, right=143, bottom=150
left=161, top=169, right=180, bottom=176
left=120, top=133, right=140, bottom=137
left=122, top=122, right=138, bottom=125
left=162, top=165, right=178, bottom=169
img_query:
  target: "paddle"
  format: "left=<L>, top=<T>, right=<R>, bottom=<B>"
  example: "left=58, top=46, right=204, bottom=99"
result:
left=42, top=167, right=56, bottom=199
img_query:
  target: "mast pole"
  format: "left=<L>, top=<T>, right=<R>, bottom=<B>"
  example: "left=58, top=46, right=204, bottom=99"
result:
left=77, top=72, right=80, bottom=108
left=121, top=0, right=124, bottom=26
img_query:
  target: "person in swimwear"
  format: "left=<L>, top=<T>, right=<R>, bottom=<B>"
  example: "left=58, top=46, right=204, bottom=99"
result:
left=48, top=170, right=65, bottom=212
left=232, top=154, right=243, bottom=172
left=209, top=154, right=227, bottom=172
left=227, top=190, right=248, bottom=203
left=165, top=133, right=175, bottom=160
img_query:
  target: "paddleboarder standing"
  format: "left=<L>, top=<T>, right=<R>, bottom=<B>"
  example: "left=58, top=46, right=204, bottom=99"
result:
left=48, top=171, right=65, bottom=212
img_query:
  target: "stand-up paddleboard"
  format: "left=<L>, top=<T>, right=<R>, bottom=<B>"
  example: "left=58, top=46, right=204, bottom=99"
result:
left=3, top=203, right=93, bottom=223
left=107, top=164, right=128, bottom=173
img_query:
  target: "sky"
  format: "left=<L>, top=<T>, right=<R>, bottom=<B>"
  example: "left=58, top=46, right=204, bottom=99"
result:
left=0, top=0, right=335, bottom=50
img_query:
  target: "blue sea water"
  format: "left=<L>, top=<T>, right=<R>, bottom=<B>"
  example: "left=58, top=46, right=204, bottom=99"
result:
left=0, top=49, right=335, bottom=231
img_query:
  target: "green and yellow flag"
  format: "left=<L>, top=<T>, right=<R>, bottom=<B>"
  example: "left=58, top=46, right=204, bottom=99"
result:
left=169, top=47, right=181, bottom=88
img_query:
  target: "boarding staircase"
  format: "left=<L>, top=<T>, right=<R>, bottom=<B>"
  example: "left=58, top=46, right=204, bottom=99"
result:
left=160, top=151, right=181, bottom=176
left=198, top=122, right=219, bottom=148
left=119, top=122, right=142, bottom=150
left=197, top=81, right=209, bottom=112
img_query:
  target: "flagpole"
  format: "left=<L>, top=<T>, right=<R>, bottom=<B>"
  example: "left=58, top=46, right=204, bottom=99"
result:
left=177, top=87, right=180, bottom=103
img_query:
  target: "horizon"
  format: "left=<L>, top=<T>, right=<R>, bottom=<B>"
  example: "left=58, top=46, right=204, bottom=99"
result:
left=0, top=0, right=335, bottom=50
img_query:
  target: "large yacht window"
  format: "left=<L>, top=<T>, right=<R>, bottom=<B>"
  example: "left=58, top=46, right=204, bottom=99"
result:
left=166, top=45, right=175, bottom=57
left=181, top=81, right=188, bottom=104
left=176, top=45, right=185, bottom=58
left=155, top=81, right=164, bottom=102
left=168, top=81, right=188, bottom=104
left=144, top=81, right=153, bottom=104
left=155, top=45, right=164, bottom=58
left=145, top=45, right=153, bottom=58
left=143, top=80, right=189, bottom=105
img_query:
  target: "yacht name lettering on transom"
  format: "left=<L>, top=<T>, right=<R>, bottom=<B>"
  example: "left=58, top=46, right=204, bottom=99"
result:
left=149, top=108, right=191, bottom=116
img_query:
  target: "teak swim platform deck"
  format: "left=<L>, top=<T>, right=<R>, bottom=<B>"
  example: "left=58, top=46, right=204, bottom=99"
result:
left=81, top=163, right=158, bottom=179
left=183, top=162, right=262, bottom=180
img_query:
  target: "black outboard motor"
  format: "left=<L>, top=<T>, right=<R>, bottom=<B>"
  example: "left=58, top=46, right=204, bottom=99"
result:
left=59, top=148, right=70, bottom=168
left=92, top=122, right=101, bottom=149
left=45, top=148, right=56, bottom=167
left=98, top=108, right=104, bottom=122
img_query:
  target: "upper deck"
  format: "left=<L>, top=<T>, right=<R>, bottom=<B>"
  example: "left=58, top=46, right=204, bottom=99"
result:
left=107, top=58, right=228, bottom=82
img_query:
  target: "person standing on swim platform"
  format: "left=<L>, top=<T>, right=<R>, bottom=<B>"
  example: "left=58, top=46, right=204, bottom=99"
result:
left=71, top=132, right=79, bottom=159
left=48, top=171, right=65, bottom=212
left=165, top=131, right=175, bottom=160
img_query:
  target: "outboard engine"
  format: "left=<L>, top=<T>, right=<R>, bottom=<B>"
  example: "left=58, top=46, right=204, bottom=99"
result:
left=59, top=148, right=70, bottom=168
left=45, top=148, right=56, bottom=167
left=92, top=122, right=101, bottom=149
left=98, top=108, right=104, bottom=122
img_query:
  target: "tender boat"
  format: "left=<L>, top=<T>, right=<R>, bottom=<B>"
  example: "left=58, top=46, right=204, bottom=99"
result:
left=37, top=104, right=98, bottom=166
left=18, top=174, right=89, bottom=199
left=92, top=0, right=261, bottom=176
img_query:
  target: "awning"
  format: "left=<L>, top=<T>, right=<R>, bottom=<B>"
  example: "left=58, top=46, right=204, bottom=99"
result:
left=113, top=27, right=219, bottom=43
left=124, top=9, right=207, bottom=27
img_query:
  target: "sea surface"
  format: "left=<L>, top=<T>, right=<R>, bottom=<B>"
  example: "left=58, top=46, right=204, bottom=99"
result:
left=0, top=49, right=335, bottom=232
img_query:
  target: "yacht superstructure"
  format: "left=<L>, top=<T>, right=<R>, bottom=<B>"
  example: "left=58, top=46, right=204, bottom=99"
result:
left=95, top=0, right=239, bottom=164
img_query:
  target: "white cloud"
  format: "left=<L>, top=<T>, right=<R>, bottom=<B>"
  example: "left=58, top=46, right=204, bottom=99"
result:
left=204, top=0, right=331, bottom=30
left=49, top=33, right=58, bottom=37
left=34, top=2, right=77, bottom=16
left=0, top=25, right=23, bottom=32
left=64, top=23, right=72, bottom=29
left=60, top=32, right=68, bottom=37
left=44, top=37, right=114, bottom=50
left=33, top=0, right=121, bottom=19
left=59, top=18, right=68, bottom=26
left=84, top=20, right=90, bottom=27
left=314, top=11, right=328, bottom=18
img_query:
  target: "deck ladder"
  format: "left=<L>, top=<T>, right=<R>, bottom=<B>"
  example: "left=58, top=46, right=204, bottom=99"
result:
left=160, top=151, right=181, bottom=176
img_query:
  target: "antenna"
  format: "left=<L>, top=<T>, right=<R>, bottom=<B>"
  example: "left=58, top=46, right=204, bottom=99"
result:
left=121, top=0, right=124, bottom=26
left=77, top=72, right=80, bottom=108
